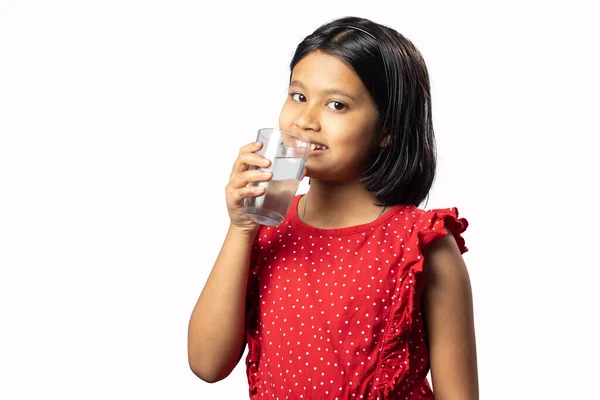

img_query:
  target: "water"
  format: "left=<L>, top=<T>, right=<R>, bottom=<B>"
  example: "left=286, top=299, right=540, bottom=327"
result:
left=244, top=157, right=305, bottom=226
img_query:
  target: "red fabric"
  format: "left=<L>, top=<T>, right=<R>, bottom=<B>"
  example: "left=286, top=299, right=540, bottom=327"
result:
left=245, top=195, right=468, bottom=399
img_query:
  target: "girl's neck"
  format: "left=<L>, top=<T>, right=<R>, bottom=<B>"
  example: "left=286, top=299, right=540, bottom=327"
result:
left=300, top=179, right=385, bottom=229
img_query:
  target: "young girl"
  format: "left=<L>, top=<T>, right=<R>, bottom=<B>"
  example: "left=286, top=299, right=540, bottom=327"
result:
left=188, top=16, right=478, bottom=399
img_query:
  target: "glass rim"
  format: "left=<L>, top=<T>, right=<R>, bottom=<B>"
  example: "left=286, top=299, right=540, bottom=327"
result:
left=258, top=128, right=310, bottom=143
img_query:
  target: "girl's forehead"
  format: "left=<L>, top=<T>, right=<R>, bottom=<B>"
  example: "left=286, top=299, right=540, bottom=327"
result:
left=290, top=51, right=366, bottom=94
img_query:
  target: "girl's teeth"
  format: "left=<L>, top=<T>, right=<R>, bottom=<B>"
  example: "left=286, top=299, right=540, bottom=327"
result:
left=295, top=139, right=309, bottom=148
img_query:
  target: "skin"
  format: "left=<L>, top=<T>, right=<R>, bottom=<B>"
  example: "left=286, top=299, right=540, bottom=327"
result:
left=188, top=50, right=478, bottom=398
left=424, top=232, right=479, bottom=399
left=187, top=141, right=274, bottom=383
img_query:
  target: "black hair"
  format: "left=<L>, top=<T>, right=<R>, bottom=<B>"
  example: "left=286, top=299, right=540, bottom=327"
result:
left=290, top=16, right=436, bottom=207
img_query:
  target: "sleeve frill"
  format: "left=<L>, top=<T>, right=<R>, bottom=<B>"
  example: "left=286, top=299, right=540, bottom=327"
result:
left=369, top=207, right=469, bottom=399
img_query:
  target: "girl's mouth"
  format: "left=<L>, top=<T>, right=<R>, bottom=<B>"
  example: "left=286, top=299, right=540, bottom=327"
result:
left=309, top=143, right=328, bottom=157
left=294, top=138, right=329, bottom=157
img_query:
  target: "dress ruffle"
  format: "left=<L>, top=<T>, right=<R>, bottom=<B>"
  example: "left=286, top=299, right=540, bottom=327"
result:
left=414, top=207, right=469, bottom=255
left=369, top=207, right=468, bottom=399
left=245, top=243, right=262, bottom=397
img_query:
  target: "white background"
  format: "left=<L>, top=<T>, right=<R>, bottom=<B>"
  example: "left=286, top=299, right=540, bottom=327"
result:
left=1, top=0, right=598, bottom=399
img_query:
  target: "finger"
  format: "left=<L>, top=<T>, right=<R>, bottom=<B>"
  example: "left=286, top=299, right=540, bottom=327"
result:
left=229, top=169, right=273, bottom=189
left=239, top=141, right=263, bottom=156
left=230, top=142, right=263, bottom=176
left=231, top=152, right=272, bottom=177
left=229, top=184, right=266, bottom=204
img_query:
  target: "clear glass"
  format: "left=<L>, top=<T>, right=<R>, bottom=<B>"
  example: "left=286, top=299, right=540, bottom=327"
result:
left=243, top=128, right=310, bottom=226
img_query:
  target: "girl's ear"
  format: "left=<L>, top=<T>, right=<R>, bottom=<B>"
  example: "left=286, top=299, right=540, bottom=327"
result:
left=379, top=134, right=391, bottom=148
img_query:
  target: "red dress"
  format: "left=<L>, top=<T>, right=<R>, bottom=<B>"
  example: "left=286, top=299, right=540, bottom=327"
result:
left=245, top=195, right=468, bottom=399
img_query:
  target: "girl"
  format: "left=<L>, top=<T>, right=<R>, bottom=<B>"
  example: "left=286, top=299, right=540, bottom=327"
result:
left=188, top=16, right=478, bottom=399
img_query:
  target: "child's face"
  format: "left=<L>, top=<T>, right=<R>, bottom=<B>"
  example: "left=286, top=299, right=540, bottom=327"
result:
left=279, top=50, right=379, bottom=181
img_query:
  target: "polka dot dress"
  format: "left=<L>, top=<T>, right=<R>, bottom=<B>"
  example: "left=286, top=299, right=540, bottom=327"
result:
left=244, top=195, right=469, bottom=399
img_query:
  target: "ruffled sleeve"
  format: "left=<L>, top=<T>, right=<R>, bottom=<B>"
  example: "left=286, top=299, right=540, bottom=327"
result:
left=369, top=207, right=468, bottom=399
left=415, top=207, right=469, bottom=254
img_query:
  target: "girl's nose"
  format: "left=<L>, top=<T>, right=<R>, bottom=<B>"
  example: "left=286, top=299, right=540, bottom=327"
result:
left=294, top=106, right=320, bottom=132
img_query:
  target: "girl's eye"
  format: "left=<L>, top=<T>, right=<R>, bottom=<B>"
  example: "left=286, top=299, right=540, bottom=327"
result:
left=291, top=93, right=306, bottom=102
left=326, top=101, right=346, bottom=111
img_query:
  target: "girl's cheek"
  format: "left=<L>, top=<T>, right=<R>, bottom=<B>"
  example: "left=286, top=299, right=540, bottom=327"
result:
left=278, top=108, right=287, bottom=127
left=278, top=107, right=294, bottom=128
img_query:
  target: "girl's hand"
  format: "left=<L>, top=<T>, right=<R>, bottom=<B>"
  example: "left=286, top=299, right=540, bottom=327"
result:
left=225, top=141, right=273, bottom=234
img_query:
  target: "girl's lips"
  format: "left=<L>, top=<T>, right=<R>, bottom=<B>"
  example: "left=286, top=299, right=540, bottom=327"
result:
left=308, top=148, right=328, bottom=157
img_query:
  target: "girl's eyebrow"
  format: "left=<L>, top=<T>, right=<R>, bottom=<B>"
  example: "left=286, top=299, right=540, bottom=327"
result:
left=289, top=80, right=357, bottom=102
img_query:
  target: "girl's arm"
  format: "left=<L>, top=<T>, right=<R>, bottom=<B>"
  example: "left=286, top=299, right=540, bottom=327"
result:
left=423, top=232, right=479, bottom=400
left=187, top=224, right=256, bottom=383
left=188, top=141, right=273, bottom=383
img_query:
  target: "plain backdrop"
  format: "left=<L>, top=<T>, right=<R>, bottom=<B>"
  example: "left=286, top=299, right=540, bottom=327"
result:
left=1, top=0, right=598, bottom=399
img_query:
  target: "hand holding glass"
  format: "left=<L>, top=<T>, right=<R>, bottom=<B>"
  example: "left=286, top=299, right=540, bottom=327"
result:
left=243, top=129, right=309, bottom=226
